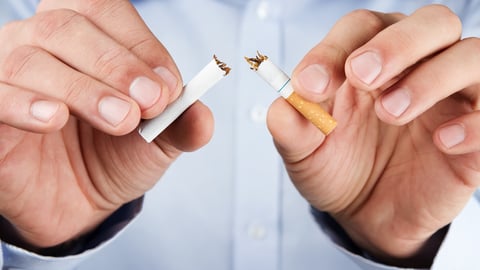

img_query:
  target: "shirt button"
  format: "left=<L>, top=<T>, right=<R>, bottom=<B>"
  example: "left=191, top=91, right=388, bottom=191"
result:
left=250, top=105, right=268, bottom=123
left=247, top=222, right=268, bottom=240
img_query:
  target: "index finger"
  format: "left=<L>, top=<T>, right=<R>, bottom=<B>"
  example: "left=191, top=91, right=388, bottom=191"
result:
left=345, top=4, right=462, bottom=90
left=37, top=0, right=182, bottom=102
left=291, top=10, right=404, bottom=103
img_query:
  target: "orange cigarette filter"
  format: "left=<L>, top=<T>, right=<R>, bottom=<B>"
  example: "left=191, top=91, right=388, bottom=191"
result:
left=245, top=52, right=337, bottom=135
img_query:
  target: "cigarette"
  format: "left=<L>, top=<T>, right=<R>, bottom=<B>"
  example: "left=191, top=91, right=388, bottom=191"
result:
left=138, top=55, right=231, bottom=143
left=245, top=52, right=336, bottom=135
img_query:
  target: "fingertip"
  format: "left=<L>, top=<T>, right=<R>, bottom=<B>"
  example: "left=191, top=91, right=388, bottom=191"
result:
left=96, top=96, right=141, bottom=136
left=113, top=100, right=142, bottom=136
left=346, top=50, right=383, bottom=89
left=161, top=101, right=214, bottom=152
left=24, top=100, right=68, bottom=133
left=292, top=63, right=331, bottom=101
left=267, top=98, right=305, bottom=135
left=132, top=66, right=182, bottom=120
left=433, top=112, right=480, bottom=156
left=267, top=98, right=325, bottom=157
left=30, top=100, right=62, bottom=122
left=154, top=66, right=182, bottom=101
left=292, top=45, right=348, bottom=102
left=373, top=87, right=413, bottom=126
left=128, top=76, right=163, bottom=112
left=435, top=123, right=466, bottom=153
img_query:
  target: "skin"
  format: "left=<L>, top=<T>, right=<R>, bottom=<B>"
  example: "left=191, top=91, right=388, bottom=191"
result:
left=0, top=0, right=479, bottom=267
left=269, top=4, right=480, bottom=267
left=0, top=0, right=214, bottom=249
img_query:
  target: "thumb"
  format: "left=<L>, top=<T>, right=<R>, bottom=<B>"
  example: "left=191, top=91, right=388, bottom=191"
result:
left=267, top=98, right=326, bottom=163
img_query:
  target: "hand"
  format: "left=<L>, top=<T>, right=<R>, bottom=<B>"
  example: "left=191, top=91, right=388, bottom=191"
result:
left=0, top=0, right=213, bottom=249
left=268, top=5, right=480, bottom=266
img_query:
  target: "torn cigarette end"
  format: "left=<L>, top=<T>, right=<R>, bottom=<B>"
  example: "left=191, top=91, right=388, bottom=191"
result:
left=214, top=54, right=231, bottom=75
left=244, top=52, right=268, bottom=71
left=138, top=55, right=230, bottom=143
left=245, top=51, right=337, bottom=135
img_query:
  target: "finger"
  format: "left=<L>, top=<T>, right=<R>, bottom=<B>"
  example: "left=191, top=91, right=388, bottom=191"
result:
left=435, top=111, right=480, bottom=155
left=0, top=45, right=141, bottom=135
left=0, top=82, right=68, bottom=133
left=0, top=10, right=173, bottom=118
left=37, top=0, right=182, bottom=104
left=291, top=10, right=405, bottom=102
left=433, top=111, right=480, bottom=188
left=154, top=101, right=214, bottom=153
left=267, top=98, right=326, bottom=162
left=374, top=38, right=480, bottom=125
left=346, top=4, right=462, bottom=90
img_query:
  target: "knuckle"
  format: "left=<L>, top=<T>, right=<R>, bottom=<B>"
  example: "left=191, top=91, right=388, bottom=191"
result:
left=0, top=20, right=20, bottom=39
left=1, top=45, right=42, bottom=81
left=0, top=92, right=17, bottom=123
left=427, top=4, right=460, bottom=23
left=315, top=42, right=349, bottom=70
left=32, top=9, right=85, bottom=43
left=37, top=0, right=130, bottom=20
left=63, top=75, right=91, bottom=104
left=77, top=0, right=108, bottom=14
left=460, top=38, right=480, bottom=63
left=127, top=36, right=156, bottom=53
left=347, top=9, right=386, bottom=34
left=424, top=5, right=462, bottom=37
left=93, top=48, right=138, bottom=88
left=94, top=47, right=128, bottom=72
left=389, top=12, right=406, bottom=20
left=78, top=0, right=127, bottom=17
left=461, top=37, right=480, bottom=53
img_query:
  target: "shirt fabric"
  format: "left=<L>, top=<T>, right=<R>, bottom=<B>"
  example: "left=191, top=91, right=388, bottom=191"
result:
left=1, top=0, right=480, bottom=269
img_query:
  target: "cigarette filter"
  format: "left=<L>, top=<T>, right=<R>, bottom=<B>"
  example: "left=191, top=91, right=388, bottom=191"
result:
left=245, top=52, right=336, bottom=135
left=138, top=55, right=231, bottom=143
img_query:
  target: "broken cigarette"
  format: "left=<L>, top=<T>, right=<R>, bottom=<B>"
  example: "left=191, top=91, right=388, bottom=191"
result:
left=138, top=55, right=231, bottom=143
left=245, top=52, right=336, bottom=135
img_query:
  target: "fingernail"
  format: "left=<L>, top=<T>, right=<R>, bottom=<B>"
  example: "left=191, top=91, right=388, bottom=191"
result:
left=129, top=76, right=162, bottom=109
left=154, top=66, right=178, bottom=95
left=351, top=51, right=382, bottom=85
left=297, top=64, right=330, bottom=94
left=381, top=88, right=411, bottom=117
left=98, top=96, right=131, bottom=126
left=30, top=100, right=59, bottom=122
left=439, top=124, right=465, bottom=148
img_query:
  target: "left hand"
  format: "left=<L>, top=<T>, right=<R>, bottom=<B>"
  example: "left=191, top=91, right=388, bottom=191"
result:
left=267, top=4, right=480, bottom=266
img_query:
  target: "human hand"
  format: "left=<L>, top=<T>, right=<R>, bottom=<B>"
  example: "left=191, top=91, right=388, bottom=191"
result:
left=0, top=0, right=213, bottom=250
left=267, top=5, right=479, bottom=266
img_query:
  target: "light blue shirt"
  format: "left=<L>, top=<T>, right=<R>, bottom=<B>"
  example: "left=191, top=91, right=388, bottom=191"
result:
left=1, top=1, right=480, bottom=269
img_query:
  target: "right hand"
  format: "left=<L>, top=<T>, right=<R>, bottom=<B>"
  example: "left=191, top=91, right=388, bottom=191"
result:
left=0, top=0, right=214, bottom=250
left=269, top=5, right=478, bottom=266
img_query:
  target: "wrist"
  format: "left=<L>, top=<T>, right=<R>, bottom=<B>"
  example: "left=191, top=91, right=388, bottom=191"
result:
left=0, top=197, right=143, bottom=256
left=0, top=214, right=103, bottom=256
left=342, top=220, right=448, bottom=268
left=367, top=226, right=448, bottom=268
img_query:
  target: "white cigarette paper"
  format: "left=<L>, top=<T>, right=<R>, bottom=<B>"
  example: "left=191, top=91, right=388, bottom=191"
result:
left=138, top=56, right=230, bottom=143
left=245, top=52, right=337, bottom=135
